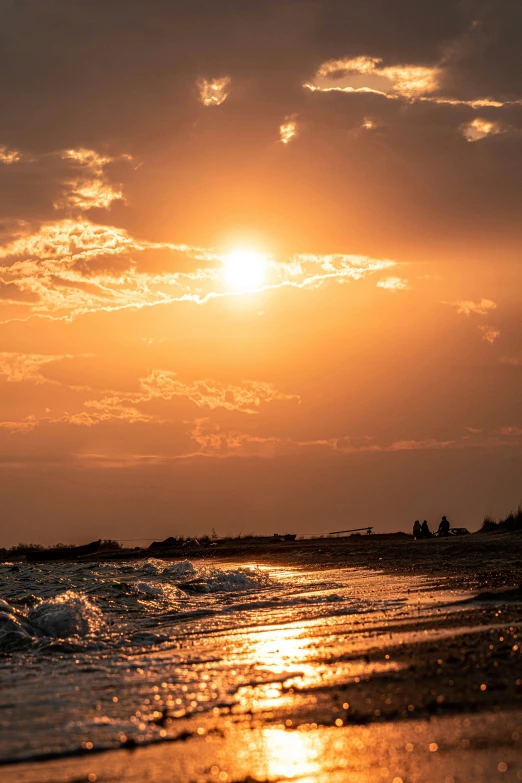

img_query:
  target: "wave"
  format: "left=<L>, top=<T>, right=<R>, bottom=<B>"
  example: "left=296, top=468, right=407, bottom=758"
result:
left=0, top=591, right=103, bottom=653
left=177, top=566, right=273, bottom=594
left=130, top=558, right=197, bottom=577
left=28, top=591, right=103, bottom=637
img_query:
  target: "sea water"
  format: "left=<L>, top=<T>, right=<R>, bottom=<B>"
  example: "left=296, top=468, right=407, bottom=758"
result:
left=0, top=558, right=459, bottom=764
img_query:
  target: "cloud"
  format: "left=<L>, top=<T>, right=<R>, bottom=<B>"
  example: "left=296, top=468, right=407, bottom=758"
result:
left=306, top=52, right=522, bottom=111
left=182, top=424, right=460, bottom=461
left=445, top=298, right=497, bottom=316
left=0, top=417, right=38, bottom=434
left=54, top=180, right=124, bottom=211
left=278, top=253, right=396, bottom=289
left=0, top=369, right=300, bottom=436
left=313, top=56, right=441, bottom=100
left=187, top=418, right=280, bottom=458
left=0, top=352, right=74, bottom=383
left=280, top=117, right=298, bottom=144
left=461, top=118, right=504, bottom=142
left=0, top=218, right=217, bottom=320
left=443, top=299, right=499, bottom=343
left=0, top=146, right=23, bottom=165
left=76, top=422, right=522, bottom=465
left=66, top=398, right=155, bottom=426
left=197, top=77, right=231, bottom=107
left=53, top=147, right=130, bottom=211
left=498, top=426, right=522, bottom=437
left=478, top=325, right=500, bottom=344
left=376, top=276, right=410, bottom=291
left=137, top=370, right=300, bottom=414
left=0, top=219, right=397, bottom=322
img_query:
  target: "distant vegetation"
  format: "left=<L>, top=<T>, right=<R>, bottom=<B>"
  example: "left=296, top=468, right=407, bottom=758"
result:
left=1, top=510, right=521, bottom=557
left=1, top=539, right=122, bottom=556
left=480, top=504, right=522, bottom=533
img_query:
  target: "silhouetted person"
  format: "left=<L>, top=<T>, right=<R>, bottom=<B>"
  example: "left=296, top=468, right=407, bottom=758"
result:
left=421, top=520, right=431, bottom=538
left=413, top=520, right=422, bottom=540
left=438, top=516, right=450, bottom=537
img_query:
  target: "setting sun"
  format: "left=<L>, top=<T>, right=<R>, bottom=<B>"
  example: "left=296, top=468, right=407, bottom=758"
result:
left=224, top=249, right=267, bottom=290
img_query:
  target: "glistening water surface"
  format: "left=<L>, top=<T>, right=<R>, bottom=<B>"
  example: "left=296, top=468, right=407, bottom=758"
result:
left=0, top=558, right=464, bottom=764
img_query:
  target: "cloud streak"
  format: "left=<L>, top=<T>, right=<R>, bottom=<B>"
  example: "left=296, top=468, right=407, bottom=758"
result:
left=57, top=422, right=522, bottom=467
left=313, top=56, right=440, bottom=99
left=0, top=219, right=397, bottom=322
left=137, top=370, right=300, bottom=414
left=306, top=54, right=522, bottom=111
left=445, top=299, right=497, bottom=316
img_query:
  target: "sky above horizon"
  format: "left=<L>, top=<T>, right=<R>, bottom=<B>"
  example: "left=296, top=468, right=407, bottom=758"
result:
left=1, top=0, right=522, bottom=546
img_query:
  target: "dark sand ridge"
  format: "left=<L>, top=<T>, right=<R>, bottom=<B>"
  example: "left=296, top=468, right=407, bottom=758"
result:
left=3, top=533, right=522, bottom=782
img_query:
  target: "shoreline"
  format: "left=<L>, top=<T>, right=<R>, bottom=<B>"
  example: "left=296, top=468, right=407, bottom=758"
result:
left=2, top=535, right=522, bottom=782
left=7, top=531, right=522, bottom=594
left=59, top=529, right=522, bottom=591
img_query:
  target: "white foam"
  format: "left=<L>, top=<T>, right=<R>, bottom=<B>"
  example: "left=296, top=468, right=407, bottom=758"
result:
left=162, top=560, right=197, bottom=579
left=183, top=566, right=273, bottom=593
left=135, top=558, right=166, bottom=575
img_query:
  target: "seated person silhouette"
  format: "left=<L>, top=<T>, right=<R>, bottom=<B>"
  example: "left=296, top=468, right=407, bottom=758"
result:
left=421, top=520, right=431, bottom=538
left=438, top=516, right=450, bottom=537
left=413, top=520, right=422, bottom=539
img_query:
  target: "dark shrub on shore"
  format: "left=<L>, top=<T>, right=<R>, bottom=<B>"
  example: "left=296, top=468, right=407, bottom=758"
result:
left=480, top=504, right=522, bottom=533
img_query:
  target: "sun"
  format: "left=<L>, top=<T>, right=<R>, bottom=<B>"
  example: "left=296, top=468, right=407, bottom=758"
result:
left=223, top=249, right=267, bottom=290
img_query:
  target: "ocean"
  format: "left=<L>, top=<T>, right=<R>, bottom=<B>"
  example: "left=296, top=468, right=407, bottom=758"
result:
left=0, top=558, right=461, bottom=766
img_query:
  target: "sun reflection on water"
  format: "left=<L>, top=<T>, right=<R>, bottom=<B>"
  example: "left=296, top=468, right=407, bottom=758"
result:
left=249, top=626, right=311, bottom=672
left=252, top=728, right=323, bottom=782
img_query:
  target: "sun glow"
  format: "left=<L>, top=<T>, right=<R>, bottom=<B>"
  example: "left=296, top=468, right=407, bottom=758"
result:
left=224, top=249, right=267, bottom=290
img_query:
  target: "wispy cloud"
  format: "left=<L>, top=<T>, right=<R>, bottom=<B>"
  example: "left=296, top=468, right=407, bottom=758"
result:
left=53, top=147, right=130, bottom=211
left=376, top=276, right=410, bottom=291
left=0, top=368, right=299, bottom=434
left=0, top=219, right=397, bottom=322
left=137, top=370, right=299, bottom=414
left=500, top=356, right=522, bottom=367
left=443, top=299, right=499, bottom=343
left=313, top=56, right=440, bottom=100
left=444, top=298, right=497, bottom=316
left=478, top=325, right=500, bottom=344
left=0, top=352, right=74, bottom=383
left=65, top=423, right=522, bottom=466
left=64, top=399, right=155, bottom=427
left=306, top=55, right=522, bottom=111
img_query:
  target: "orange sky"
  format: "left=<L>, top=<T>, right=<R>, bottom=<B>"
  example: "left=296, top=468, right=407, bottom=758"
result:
left=1, top=1, right=521, bottom=545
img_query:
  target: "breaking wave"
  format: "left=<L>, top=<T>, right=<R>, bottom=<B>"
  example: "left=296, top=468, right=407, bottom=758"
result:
left=177, top=566, right=273, bottom=594
left=28, top=591, right=103, bottom=637
left=0, top=591, right=103, bottom=653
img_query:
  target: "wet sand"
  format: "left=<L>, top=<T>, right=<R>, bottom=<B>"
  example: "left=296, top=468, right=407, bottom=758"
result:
left=3, top=532, right=522, bottom=783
